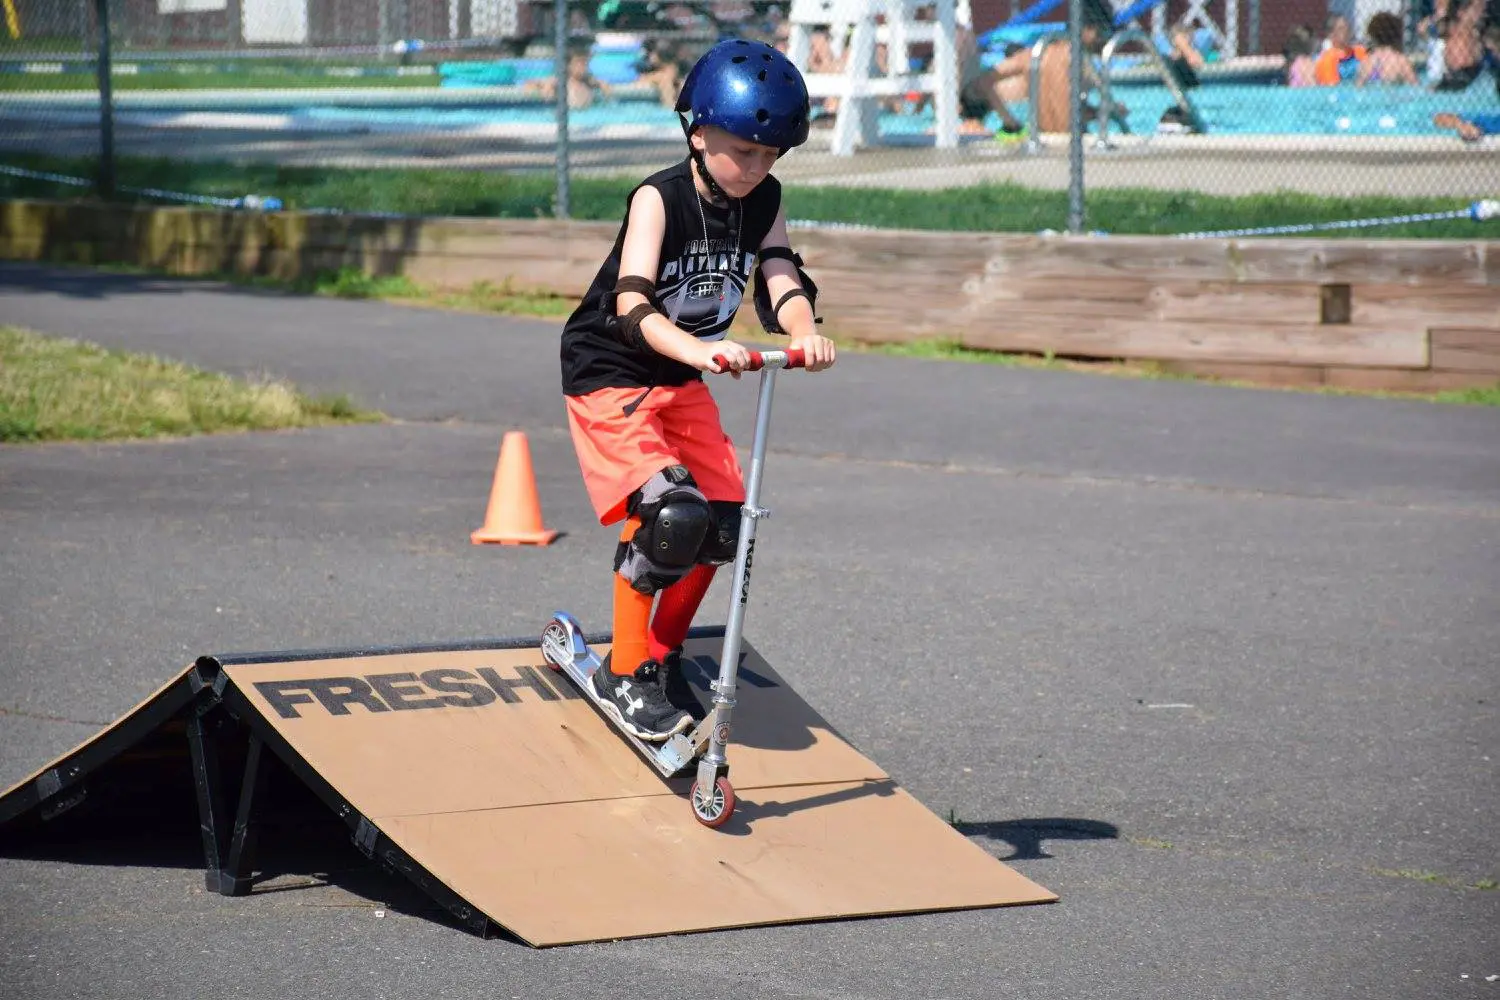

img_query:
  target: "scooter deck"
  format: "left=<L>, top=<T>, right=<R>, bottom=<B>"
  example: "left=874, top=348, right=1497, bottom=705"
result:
left=540, top=612, right=708, bottom=779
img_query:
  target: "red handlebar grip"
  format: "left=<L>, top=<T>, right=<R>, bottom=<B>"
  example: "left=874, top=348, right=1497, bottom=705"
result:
left=710, top=348, right=807, bottom=373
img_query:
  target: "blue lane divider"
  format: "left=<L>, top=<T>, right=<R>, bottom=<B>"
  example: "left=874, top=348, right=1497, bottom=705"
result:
left=1175, top=200, right=1499, bottom=239
left=0, top=163, right=282, bottom=211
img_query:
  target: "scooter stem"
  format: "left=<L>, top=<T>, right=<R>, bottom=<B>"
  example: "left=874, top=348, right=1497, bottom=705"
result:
left=698, top=361, right=781, bottom=783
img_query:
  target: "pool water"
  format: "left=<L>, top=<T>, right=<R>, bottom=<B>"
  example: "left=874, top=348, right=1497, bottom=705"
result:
left=295, top=79, right=1498, bottom=139
left=1103, top=80, right=1498, bottom=137
left=884, top=80, right=1500, bottom=137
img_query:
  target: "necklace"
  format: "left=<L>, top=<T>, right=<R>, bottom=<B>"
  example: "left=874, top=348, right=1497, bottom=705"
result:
left=693, top=188, right=740, bottom=302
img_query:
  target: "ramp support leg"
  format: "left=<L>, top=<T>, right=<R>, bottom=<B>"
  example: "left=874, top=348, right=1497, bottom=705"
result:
left=217, top=735, right=266, bottom=896
left=187, top=709, right=264, bottom=896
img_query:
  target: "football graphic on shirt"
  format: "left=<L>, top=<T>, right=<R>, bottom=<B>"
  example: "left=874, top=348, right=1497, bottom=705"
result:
left=658, top=245, right=753, bottom=341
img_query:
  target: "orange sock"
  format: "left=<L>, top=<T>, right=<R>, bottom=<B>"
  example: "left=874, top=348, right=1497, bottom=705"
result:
left=610, top=517, right=653, bottom=674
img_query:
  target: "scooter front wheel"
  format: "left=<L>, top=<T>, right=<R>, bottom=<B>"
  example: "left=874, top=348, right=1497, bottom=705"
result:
left=689, top=775, right=736, bottom=828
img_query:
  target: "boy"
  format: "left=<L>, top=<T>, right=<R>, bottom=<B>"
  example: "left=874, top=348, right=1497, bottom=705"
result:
left=559, top=38, right=837, bottom=741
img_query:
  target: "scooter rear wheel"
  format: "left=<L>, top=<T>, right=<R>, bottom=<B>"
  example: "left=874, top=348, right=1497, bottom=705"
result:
left=689, top=775, right=735, bottom=828
left=540, top=621, right=568, bottom=671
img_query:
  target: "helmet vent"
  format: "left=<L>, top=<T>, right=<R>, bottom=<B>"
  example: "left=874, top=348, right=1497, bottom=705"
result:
left=731, top=55, right=747, bottom=63
left=757, top=69, right=767, bottom=81
left=756, top=109, right=770, bottom=123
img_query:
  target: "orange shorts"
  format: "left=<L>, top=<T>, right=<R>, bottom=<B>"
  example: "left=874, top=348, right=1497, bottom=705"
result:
left=565, top=381, right=745, bottom=525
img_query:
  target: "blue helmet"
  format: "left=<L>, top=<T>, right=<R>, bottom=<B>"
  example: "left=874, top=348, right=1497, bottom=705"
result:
left=675, top=38, right=811, bottom=151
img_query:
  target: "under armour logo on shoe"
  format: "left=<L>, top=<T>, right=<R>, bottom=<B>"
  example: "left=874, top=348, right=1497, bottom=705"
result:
left=619, top=680, right=644, bottom=717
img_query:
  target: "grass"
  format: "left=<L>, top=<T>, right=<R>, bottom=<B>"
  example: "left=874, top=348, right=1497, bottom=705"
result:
left=1127, top=835, right=1175, bottom=850
left=202, top=266, right=578, bottom=318
left=1371, top=868, right=1499, bottom=891
left=1430, top=384, right=1500, bottom=406
left=303, top=269, right=575, bottom=318
left=3, top=152, right=1498, bottom=239
left=0, top=325, right=381, bottom=443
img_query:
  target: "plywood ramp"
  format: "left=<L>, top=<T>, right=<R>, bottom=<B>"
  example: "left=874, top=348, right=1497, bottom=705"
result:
left=221, top=635, right=1055, bottom=946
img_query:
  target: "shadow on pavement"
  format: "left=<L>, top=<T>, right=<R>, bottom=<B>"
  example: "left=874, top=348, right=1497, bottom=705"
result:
left=955, top=817, right=1120, bottom=860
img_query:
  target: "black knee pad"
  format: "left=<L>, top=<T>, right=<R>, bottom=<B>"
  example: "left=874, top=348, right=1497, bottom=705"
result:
left=697, top=500, right=742, bottom=565
left=615, top=466, right=713, bottom=594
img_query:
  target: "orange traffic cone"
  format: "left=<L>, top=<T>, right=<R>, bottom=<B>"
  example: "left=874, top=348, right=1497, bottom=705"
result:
left=471, top=431, right=559, bottom=546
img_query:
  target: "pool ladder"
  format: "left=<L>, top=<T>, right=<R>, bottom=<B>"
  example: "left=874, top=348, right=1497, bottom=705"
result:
left=1024, top=26, right=1206, bottom=153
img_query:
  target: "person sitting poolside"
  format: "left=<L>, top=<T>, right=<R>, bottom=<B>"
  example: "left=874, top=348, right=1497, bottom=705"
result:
left=1357, top=12, right=1419, bottom=85
left=1283, top=24, right=1319, bottom=87
left=1165, top=26, right=1206, bottom=88
left=952, top=22, right=1027, bottom=136
left=1433, top=0, right=1489, bottom=90
left=1417, top=0, right=1453, bottom=86
left=1155, top=27, right=1205, bottom=132
left=1314, top=14, right=1369, bottom=84
left=805, top=28, right=846, bottom=119
left=634, top=38, right=691, bottom=109
left=1433, top=109, right=1500, bottom=139
left=526, top=50, right=613, bottom=110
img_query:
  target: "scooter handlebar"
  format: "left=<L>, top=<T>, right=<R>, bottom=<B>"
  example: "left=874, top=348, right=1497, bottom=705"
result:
left=710, top=348, right=806, bottom=373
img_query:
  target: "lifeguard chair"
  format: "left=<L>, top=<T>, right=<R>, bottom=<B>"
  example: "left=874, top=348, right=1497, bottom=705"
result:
left=786, top=0, right=968, bottom=157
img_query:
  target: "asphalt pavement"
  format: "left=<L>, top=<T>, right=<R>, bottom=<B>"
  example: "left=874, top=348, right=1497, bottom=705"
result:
left=1, top=261, right=1496, bottom=1000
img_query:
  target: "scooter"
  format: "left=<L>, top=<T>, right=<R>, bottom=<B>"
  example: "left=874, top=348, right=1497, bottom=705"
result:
left=541, top=347, right=805, bottom=828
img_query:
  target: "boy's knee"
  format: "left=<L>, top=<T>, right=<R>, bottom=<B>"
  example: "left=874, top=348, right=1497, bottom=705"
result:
left=615, top=466, right=714, bottom=594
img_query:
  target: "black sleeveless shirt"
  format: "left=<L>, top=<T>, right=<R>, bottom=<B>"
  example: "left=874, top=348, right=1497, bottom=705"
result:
left=560, top=158, right=781, bottom=395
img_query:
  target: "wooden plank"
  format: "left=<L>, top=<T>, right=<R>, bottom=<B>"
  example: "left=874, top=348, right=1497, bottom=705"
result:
left=1352, top=284, right=1500, bottom=327
left=380, top=781, right=1054, bottom=947
left=1227, top=239, right=1491, bottom=285
left=959, top=318, right=1428, bottom=368
left=406, top=255, right=592, bottom=296
left=1323, top=367, right=1500, bottom=392
left=1429, top=326, right=1500, bottom=374
left=1152, top=360, right=1329, bottom=387
left=967, top=277, right=1323, bottom=324
left=939, top=235, right=1495, bottom=285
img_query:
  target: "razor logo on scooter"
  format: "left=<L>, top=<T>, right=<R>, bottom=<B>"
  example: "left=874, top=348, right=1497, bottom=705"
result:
left=738, top=538, right=755, bottom=606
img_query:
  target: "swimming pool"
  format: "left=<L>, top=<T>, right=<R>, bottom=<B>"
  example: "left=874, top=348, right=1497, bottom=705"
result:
left=287, top=78, right=1498, bottom=140
left=7, top=75, right=1492, bottom=142
left=1100, top=80, right=1498, bottom=137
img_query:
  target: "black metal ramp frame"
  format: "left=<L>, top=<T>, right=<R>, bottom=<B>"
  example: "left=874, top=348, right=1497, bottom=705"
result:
left=0, top=627, right=725, bottom=939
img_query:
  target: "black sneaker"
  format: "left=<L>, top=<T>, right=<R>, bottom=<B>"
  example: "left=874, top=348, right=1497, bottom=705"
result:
left=661, top=646, right=708, bottom=723
left=590, top=654, right=692, bottom=742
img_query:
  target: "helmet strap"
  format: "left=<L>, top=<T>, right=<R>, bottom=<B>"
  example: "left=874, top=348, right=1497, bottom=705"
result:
left=691, top=149, right=732, bottom=205
left=679, top=114, right=732, bottom=204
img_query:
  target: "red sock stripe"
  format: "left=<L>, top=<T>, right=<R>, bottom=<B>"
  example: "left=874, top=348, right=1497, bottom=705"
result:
left=649, top=564, right=716, bottom=662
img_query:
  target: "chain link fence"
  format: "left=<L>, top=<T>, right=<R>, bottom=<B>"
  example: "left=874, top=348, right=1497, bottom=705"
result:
left=1, top=0, right=1496, bottom=236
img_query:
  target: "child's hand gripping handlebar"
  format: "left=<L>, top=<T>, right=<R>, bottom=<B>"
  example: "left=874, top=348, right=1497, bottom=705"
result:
left=710, top=348, right=807, bottom=373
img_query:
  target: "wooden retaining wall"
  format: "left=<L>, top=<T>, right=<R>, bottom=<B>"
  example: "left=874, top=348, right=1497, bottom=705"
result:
left=2, top=199, right=1496, bottom=391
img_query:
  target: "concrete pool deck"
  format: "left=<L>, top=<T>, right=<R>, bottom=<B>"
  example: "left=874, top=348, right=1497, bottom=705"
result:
left=1, top=104, right=1495, bottom=199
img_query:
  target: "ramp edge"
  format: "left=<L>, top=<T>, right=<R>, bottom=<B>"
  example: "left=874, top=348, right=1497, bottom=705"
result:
left=0, top=661, right=205, bottom=827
